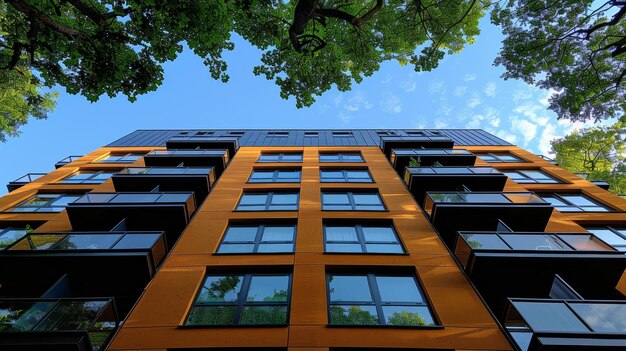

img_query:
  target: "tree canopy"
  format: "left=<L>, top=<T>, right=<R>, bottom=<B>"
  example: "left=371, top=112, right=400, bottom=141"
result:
left=551, top=121, right=626, bottom=194
left=492, top=0, right=626, bottom=122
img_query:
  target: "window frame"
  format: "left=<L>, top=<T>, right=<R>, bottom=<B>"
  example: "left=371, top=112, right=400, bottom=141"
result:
left=6, top=193, right=82, bottom=213
left=321, top=191, right=386, bottom=211
left=95, top=153, right=144, bottom=164
left=540, top=193, right=613, bottom=213
left=216, top=223, right=297, bottom=254
left=247, top=169, right=302, bottom=183
left=477, top=153, right=525, bottom=163
left=584, top=226, right=626, bottom=251
left=257, top=152, right=303, bottom=163
left=323, top=223, right=405, bottom=254
left=236, top=191, right=300, bottom=211
left=184, top=273, right=293, bottom=327
left=267, top=131, right=289, bottom=138
left=332, top=131, right=353, bottom=137
left=503, top=169, right=561, bottom=184
left=325, top=272, right=439, bottom=328
left=318, top=152, right=364, bottom=163
left=58, top=170, right=117, bottom=184
left=320, top=168, right=374, bottom=183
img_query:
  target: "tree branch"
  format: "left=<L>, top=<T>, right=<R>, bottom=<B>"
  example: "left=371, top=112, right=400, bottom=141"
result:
left=8, top=0, right=84, bottom=39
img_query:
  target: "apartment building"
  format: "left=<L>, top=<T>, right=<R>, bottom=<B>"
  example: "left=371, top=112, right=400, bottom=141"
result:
left=0, top=129, right=624, bottom=351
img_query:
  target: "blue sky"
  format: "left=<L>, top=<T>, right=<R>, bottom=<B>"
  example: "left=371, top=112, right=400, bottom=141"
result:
left=0, top=17, right=602, bottom=193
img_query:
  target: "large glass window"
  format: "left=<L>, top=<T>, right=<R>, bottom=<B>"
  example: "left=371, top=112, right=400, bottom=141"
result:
left=248, top=169, right=301, bottom=183
left=540, top=193, right=612, bottom=212
left=319, top=152, right=364, bottom=163
left=185, top=274, right=291, bottom=326
left=477, top=153, right=524, bottom=163
left=236, top=192, right=299, bottom=211
left=322, top=191, right=385, bottom=211
left=96, top=153, right=143, bottom=163
left=217, top=224, right=296, bottom=253
left=585, top=227, right=626, bottom=251
left=503, top=170, right=560, bottom=184
left=59, top=171, right=116, bottom=184
left=324, top=223, right=404, bottom=253
left=320, top=169, right=373, bottom=183
left=7, top=194, right=82, bottom=213
left=0, top=228, right=28, bottom=249
left=327, top=273, right=436, bottom=326
left=258, top=152, right=303, bottom=163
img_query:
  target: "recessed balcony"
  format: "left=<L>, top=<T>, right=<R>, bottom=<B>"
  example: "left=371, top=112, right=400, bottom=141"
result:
left=379, top=136, right=454, bottom=159
left=165, top=136, right=239, bottom=159
left=423, top=192, right=553, bottom=247
left=6, top=173, right=46, bottom=192
left=143, top=149, right=229, bottom=177
left=66, top=192, right=195, bottom=248
left=112, top=167, right=215, bottom=205
left=404, top=166, right=507, bottom=206
left=455, top=232, right=626, bottom=315
left=0, top=297, right=118, bottom=351
left=505, top=298, right=626, bottom=351
left=390, top=149, right=476, bottom=175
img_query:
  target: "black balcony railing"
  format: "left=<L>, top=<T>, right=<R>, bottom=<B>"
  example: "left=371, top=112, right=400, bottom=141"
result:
left=55, top=155, right=83, bottom=168
left=117, top=167, right=213, bottom=176
left=457, top=232, right=616, bottom=254
left=7, top=173, right=47, bottom=191
left=3, top=231, right=163, bottom=251
left=424, top=191, right=547, bottom=217
left=72, top=192, right=193, bottom=205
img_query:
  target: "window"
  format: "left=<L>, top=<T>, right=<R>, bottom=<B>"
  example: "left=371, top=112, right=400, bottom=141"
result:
left=324, top=223, right=404, bottom=253
left=321, top=191, right=385, bottom=211
left=540, top=193, right=612, bottom=212
left=186, top=273, right=291, bottom=326
left=268, top=131, right=289, bottom=137
left=96, top=153, right=143, bottom=163
left=332, top=131, right=353, bottom=137
left=304, top=132, right=318, bottom=137
left=319, top=152, right=364, bottom=163
left=0, top=227, right=28, bottom=249
left=327, top=273, right=436, bottom=326
left=7, top=194, right=82, bottom=213
left=258, top=152, right=303, bottom=163
left=503, top=170, right=560, bottom=184
left=585, top=227, right=626, bottom=251
left=236, top=192, right=299, bottom=211
left=217, top=224, right=296, bottom=253
left=477, top=153, right=524, bottom=163
left=406, top=131, right=425, bottom=136
left=248, top=169, right=301, bottom=183
left=59, top=171, right=116, bottom=184
left=228, top=131, right=245, bottom=136
left=320, top=169, right=373, bottom=183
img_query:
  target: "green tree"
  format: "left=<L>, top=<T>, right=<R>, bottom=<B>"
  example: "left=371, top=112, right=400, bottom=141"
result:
left=551, top=121, right=626, bottom=193
left=492, top=0, right=626, bottom=122
left=387, top=310, right=431, bottom=326
left=329, top=305, right=379, bottom=325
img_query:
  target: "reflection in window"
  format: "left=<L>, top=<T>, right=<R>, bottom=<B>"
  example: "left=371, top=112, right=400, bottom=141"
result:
left=185, top=274, right=291, bottom=325
left=327, top=273, right=436, bottom=326
left=322, top=192, right=385, bottom=211
left=477, top=153, right=524, bottom=162
left=540, top=193, right=611, bottom=212
left=0, top=228, right=28, bottom=249
left=503, top=170, right=560, bottom=184
left=248, top=169, right=301, bottom=183
left=236, top=192, right=299, bottom=211
left=7, top=194, right=82, bottom=213
left=258, top=153, right=303, bottom=162
left=217, top=224, right=296, bottom=253
left=324, top=224, right=404, bottom=253
left=59, top=171, right=116, bottom=184
left=319, top=153, right=364, bottom=162
left=320, top=169, right=373, bottom=183
left=585, top=227, right=626, bottom=251
left=96, top=153, right=143, bottom=163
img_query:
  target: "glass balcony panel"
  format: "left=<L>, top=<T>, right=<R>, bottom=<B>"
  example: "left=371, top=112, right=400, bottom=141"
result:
left=471, top=167, right=501, bottom=174
left=156, top=193, right=191, bottom=203
left=558, top=234, right=614, bottom=251
left=505, top=193, right=544, bottom=204
left=431, top=167, right=465, bottom=174
left=429, top=193, right=464, bottom=203
left=10, top=234, right=67, bottom=250
left=0, top=229, right=28, bottom=249
left=35, top=300, right=108, bottom=331
left=569, top=303, right=626, bottom=333
left=376, top=276, right=423, bottom=303
left=75, top=194, right=116, bottom=203
left=450, top=149, right=471, bottom=154
left=112, top=193, right=160, bottom=203
left=329, top=275, right=373, bottom=302
left=410, top=167, right=436, bottom=174
left=512, top=301, right=589, bottom=332
left=586, top=229, right=626, bottom=246
left=0, top=301, right=56, bottom=331
left=500, top=234, right=570, bottom=251
left=461, top=193, right=509, bottom=203
left=509, top=331, right=532, bottom=351
left=461, top=233, right=510, bottom=250
left=382, top=306, right=435, bottom=326
left=112, top=233, right=161, bottom=249
left=54, top=234, right=122, bottom=250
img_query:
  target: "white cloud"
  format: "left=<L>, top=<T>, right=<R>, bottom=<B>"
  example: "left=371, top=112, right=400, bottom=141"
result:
left=484, top=106, right=501, bottom=127
left=428, top=80, right=445, bottom=94
left=343, top=91, right=373, bottom=112
left=514, top=103, right=550, bottom=126
left=463, top=73, right=477, bottom=82
left=400, top=79, right=417, bottom=93
left=513, top=89, right=533, bottom=101
left=454, top=86, right=467, bottom=97
left=495, top=130, right=518, bottom=144
left=438, top=104, right=453, bottom=116
left=484, top=82, right=497, bottom=97
left=538, top=124, right=558, bottom=155
left=511, top=117, right=538, bottom=144
left=467, top=92, right=482, bottom=108
left=466, top=114, right=484, bottom=129
left=380, top=91, right=402, bottom=114
left=338, top=112, right=352, bottom=125
left=434, top=119, right=448, bottom=129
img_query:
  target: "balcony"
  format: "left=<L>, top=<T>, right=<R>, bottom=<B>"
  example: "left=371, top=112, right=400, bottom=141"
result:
left=6, top=173, right=46, bottom=192
left=0, top=297, right=118, bottom=351
left=143, top=149, right=229, bottom=177
left=404, top=166, right=507, bottom=206
left=165, top=136, right=239, bottom=159
left=66, top=192, right=195, bottom=248
left=55, top=156, right=83, bottom=169
left=390, top=149, right=476, bottom=175
left=423, top=192, right=553, bottom=247
left=0, top=232, right=166, bottom=316
left=379, top=136, right=454, bottom=159
left=455, top=232, right=626, bottom=315
left=112, top=167, right=215, bottom=205
left=505, top=298, right=626, bottom=351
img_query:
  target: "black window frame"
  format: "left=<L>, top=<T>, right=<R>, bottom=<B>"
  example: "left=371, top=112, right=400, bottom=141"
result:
left=248, top=169, right=302, bottom=183
left=539, top=193, right=613, bottom=212
left=319, top=152, right=364, bottom=163
left=476, top=153, right=525, bottom=163
left=236, top=191, right=300, bottom=211
left=502, top=169, right=561, bottom=184
left=304, top=132, right=319, bottom=137
left=184, top=273, right=293, bottom=327
left=257, top=152, right=303, bottom=163
left=95, top=152, right=144, bottom=164
left=320, top=169, right=373, bottom=183
left=58, top=170, right=117, bottom=184
left=321, top=191, right=386, bottom=211
left=325, top=272, right=439, bottom=327
left=323, top=223, right=405, bottom=254
left=216, top=223, right=297, bottom=254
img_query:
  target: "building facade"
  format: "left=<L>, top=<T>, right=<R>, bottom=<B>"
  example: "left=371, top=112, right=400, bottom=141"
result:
left=0, top=129, right=625, bottom=351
